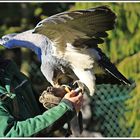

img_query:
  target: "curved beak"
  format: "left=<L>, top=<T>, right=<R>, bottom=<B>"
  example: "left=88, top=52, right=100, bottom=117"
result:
left=0, top=38, right=3, bottom=46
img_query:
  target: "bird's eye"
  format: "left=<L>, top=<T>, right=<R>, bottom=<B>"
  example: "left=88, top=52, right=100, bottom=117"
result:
left=37, top=22, right=42, bottom=27
left=3, top=37, right=9, bottom=41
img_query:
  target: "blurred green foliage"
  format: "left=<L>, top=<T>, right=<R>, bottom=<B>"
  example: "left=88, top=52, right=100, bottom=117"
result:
left=0, top=2, right=140, bottom=137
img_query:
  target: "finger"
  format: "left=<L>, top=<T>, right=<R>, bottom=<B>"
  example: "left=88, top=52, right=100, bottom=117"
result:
left=76, top=94, right=83, bottom=104
left=77, top=92, right=83, bottom=99
left=72, top=90, right=83, bottom=97
left=69, top=90, right=78, bottom=97
left=74, top=88, right=82, bottom=95
left=77, top=95, right=84, bottom=105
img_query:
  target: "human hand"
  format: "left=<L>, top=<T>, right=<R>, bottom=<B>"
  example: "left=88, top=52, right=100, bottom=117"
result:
left=63, top=89, right=83, bottom=112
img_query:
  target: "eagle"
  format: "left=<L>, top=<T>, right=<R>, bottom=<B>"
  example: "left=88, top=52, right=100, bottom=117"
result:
left=0, top=6, right=131, bottom=97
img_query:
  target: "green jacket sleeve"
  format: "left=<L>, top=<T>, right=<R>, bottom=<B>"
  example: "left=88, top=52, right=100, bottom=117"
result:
left=0, top=99, right=76, bottom=137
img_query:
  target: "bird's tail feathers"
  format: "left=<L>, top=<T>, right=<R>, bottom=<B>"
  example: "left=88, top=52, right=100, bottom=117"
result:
left=99, top=60, right=131, bottom=85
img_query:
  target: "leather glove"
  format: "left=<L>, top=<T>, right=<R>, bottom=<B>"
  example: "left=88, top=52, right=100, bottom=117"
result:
left=39, top=86, right=68, bottom=109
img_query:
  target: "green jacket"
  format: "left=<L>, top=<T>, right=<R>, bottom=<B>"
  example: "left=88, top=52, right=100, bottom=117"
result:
left=0, top=59, right=76, bottom=137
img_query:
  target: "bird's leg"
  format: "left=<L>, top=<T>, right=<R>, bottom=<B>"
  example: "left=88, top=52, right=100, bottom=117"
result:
left=71, top=80, right=85, bottom=135
left=58, top=81, right=84, bottom=136
left=73, top=80, right=85, bottom=94
left=60, top=85, right=72, bottom=93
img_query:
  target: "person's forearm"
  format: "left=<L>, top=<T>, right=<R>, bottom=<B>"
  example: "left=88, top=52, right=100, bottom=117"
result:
left=0, top=100, right=76, bottom=137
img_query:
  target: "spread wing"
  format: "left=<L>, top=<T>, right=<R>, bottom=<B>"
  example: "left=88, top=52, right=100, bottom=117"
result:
left=33, top=6, right=116, bottom=49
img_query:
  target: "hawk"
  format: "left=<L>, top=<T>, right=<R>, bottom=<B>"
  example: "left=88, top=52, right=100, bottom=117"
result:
left=0, top=6, right=131, bottom=96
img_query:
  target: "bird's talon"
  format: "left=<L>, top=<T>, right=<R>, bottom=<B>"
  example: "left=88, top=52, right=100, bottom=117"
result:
left=46, top=86, right=54, bottom=93
left=60, top=85, right=72, bottom=93
left=73, top=80, right=84, bottom=93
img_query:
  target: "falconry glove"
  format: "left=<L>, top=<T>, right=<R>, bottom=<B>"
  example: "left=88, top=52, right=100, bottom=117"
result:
left=39, top=87, right=68, bottom=109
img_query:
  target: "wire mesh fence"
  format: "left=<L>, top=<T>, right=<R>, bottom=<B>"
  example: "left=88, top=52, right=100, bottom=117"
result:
left=90, top=83, right=135, bottom=137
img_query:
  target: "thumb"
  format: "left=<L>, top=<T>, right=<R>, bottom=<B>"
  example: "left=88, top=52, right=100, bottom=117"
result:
left=68, top=90, right=77, bottom=97
left=77, top=92, right=82, bottom=97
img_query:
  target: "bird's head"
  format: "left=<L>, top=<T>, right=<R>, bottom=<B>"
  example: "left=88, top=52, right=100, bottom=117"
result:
left=0, top=33, right=17, bottom=48
left=0, top=30, right=46, bottom=62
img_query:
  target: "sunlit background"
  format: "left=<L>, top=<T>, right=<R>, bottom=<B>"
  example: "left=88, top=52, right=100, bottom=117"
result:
left=0, top=2, right=140, bottom=137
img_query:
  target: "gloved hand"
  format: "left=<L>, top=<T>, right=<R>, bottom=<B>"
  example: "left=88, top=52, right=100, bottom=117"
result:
left=39, top=86, right=66, bottom=109
left=39, top=86, right=83, bottom=112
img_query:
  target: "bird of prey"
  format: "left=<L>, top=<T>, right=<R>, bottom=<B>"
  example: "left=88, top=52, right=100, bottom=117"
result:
left=0, top=6, right=131, bottom=96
